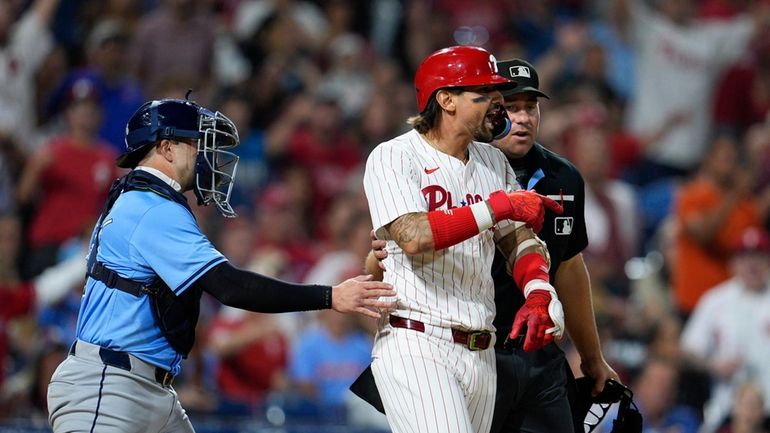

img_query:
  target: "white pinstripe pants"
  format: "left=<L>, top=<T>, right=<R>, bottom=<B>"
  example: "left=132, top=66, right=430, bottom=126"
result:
left=371, top=324, right=496, bottom=433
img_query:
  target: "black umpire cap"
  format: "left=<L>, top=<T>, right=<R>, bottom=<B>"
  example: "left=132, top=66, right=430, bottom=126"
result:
left=496, top=59, right=550, bottom=99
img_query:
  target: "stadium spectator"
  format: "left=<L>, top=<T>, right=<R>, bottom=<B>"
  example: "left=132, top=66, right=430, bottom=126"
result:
left=615, top=0, right=768, bottom=183
left=287, top=309, right=372, bottom=421
left=0, top=0, right=59, bottom=151
left=265, top=93, right=363, bottom=218
left=129, top=0, right=215, bottom=98
left=218, top=92, right=268, bottom=211
left=0, top=213, right=83, bottom=412
left=570, top=124, right=639, bottom=296
left=303, top=194, right=370, bottom=285
left=16, top=77, right=117, bottom=278
left=597, top=355, right=700, bottom=433
left=713, top=37, right=770, bottom=139
left=207, top=308, right=289, bottom=413
left=715, top=382, right=769, bottom=433
left=252, top=182, right=317, bottom=282
left=672, top=135, right=765, bottom=316
left=48, top=18, right=144, bottom=153
left=681, top=227, right=770, bottom=432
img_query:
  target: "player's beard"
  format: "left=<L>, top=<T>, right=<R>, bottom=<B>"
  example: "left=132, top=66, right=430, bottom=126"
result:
left=472, top=117, right=495, bottom=143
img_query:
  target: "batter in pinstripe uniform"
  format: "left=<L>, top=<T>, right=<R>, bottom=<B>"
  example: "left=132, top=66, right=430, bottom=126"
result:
left=362, top=46, right=565, bottom=433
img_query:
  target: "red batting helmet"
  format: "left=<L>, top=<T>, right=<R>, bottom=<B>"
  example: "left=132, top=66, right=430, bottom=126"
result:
left=414, top=45, right=516, bottom=112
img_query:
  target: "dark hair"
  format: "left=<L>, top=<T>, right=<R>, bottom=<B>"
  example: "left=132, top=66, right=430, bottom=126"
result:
left=407, top=88, right=462, bottom=133
left=127, top=140, right=161, bottom=168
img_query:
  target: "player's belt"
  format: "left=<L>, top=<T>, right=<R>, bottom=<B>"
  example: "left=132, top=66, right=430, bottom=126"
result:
left=388, top=315, right=492, bottom=351
left=69, top=340, right=175, bottom=387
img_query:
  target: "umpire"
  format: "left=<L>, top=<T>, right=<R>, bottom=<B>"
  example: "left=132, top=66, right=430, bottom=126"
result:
left=490, top=59, right=618, bottom=433
left=46, top=98, right=395, bottom=433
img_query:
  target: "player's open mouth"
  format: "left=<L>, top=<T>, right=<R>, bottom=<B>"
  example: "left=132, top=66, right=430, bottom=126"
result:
left=511, top=130, right=529, bottom=137
left=484, top=111, right=499, bottom=125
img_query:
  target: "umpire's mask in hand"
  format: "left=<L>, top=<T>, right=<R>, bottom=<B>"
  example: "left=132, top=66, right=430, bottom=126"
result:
left=574, top=378, right=643, bottom=433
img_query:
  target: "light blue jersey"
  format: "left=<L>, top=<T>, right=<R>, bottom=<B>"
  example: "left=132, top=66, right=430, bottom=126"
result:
left=76, top=189, right=225, bottom=374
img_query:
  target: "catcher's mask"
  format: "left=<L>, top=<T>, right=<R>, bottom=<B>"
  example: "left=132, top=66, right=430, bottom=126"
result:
left=121, top=97, right=240, bottom=217
left=574, top=378, right=643, bottom=433
left=192, top=109, right=239, bottom=218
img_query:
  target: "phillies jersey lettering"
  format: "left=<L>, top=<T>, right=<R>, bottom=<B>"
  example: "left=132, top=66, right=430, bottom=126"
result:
left=364, top=129, right=519, bottom=331
left=422, top=185, right=484, bottom=211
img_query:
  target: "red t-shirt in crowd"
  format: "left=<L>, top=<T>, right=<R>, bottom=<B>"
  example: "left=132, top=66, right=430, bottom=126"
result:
left=286, top=127, right=362, bottom=214
left=209, top=317, right=288, bottom=403
left=713, top=64, right=770, bottom=133
left=28, top=136, right=118, bottom=247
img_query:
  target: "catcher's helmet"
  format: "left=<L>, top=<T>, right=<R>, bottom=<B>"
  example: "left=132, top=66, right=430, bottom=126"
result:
left=119, top=98, right=241, bottom=217
left=414, top=45, right=516, bottom=112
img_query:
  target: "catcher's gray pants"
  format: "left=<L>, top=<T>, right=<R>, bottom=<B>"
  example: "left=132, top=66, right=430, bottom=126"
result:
left=47, top=340, right=194, bottom=433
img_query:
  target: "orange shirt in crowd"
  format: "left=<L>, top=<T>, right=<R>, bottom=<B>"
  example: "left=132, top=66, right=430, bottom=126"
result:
left=673, top=179, right=761, bottom=314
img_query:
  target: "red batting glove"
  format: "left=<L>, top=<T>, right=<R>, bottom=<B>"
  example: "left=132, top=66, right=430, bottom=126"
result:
left=509, top=286, right=564, bottom=352
left=488, top=190, right=563, bottom=233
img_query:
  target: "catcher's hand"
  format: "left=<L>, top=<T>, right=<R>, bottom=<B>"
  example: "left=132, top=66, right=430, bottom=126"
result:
left=332, top=275, right=396, bottom=319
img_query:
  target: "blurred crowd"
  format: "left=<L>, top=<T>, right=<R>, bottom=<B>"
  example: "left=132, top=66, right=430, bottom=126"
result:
left=1, top=0, right=770, bottom=432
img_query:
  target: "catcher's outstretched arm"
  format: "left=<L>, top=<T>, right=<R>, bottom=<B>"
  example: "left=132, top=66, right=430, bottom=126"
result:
left=197, top=262, right=395, bottom=318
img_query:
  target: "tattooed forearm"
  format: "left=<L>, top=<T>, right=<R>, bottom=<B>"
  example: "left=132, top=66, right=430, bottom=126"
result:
left=387, top=212, right=435, bottom=255
left=391, top=213, right=425, bottom=243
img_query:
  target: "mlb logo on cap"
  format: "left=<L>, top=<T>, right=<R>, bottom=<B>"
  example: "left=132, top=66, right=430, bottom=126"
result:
left=497, top=58, right=550, bottom=99
left=510, top=66, right=531, bottom=78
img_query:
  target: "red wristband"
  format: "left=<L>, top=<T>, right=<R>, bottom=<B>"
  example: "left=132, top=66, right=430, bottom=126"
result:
left=488, top=190, right=512, bottom=221
left=427, top=207, right=479, bottom=250
left=513, top=252, right=550, bottom=290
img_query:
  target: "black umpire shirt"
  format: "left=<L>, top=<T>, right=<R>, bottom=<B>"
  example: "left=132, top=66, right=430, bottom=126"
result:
left=492, top=142, right=588, bottom=347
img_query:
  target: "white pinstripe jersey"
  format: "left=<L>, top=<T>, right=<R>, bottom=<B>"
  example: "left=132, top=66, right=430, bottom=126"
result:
left=364, top=129, right=519, bottom=331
